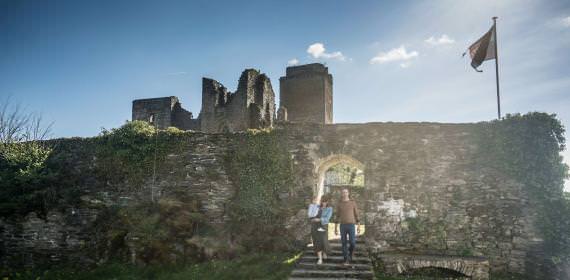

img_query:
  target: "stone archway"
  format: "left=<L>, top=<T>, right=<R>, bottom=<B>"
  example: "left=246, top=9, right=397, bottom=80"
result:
left=313, top=154, right=367, bottom=239
left=313, top=154, right=365, bottom=203
left=376, top=253, right=490, bottom=280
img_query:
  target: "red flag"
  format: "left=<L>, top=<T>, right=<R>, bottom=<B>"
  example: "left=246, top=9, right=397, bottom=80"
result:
left=463, top=25, right=496, bottom=72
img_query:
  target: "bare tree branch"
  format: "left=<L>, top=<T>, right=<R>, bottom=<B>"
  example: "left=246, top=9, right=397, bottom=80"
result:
left=0, top=97, right=53, bottom=144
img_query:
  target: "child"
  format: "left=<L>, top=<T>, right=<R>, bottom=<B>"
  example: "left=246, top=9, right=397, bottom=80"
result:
left=308, top=199, right=326, bottom=232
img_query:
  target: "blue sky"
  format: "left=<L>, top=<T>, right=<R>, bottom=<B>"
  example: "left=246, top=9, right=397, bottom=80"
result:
left=1, top=0, right=570, bottom=189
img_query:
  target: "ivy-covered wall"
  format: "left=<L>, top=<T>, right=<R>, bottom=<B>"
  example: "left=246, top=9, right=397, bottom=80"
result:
left=0, top=114, right=568, bottom=279
left=0, top=122, right=302, bottom=269
left=0, top=122, right=229, bottom=267
left=277, top=113, right=568, bottom=279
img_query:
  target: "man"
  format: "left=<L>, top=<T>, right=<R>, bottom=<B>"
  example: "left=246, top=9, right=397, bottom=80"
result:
left=334, top=188, right=361, bottom=265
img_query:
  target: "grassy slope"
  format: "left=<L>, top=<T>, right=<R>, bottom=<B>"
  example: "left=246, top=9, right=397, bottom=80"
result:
left=1, top=253, right=301, bottom=280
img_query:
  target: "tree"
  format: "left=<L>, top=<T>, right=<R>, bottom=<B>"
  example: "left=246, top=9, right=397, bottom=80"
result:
left=0, top=97, right=55, bottom=216
left=0, top=97, right=52, bottom=144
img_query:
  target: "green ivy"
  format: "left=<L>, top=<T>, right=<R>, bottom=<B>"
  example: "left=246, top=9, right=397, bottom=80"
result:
left=0, top=252, right=298, bottom=280
left=0, top=141, right=60, bottom=216
left=0, top=121, right=192, bottom=217
left=94, top=121, right=189, bottom=188
left=473, top=112, right=570, bottom=268
left=326, top=163, right=365, bottom=187
left=224, top=128, right=295, bottom=251
left=94, top=191, right=206, bottom=264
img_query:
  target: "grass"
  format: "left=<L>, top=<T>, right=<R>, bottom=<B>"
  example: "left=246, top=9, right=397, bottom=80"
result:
left=0, top=252, right=302, bottom=280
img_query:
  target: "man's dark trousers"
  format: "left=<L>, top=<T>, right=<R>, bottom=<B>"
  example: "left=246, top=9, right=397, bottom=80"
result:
left=339, top=223, right=356, bottom=261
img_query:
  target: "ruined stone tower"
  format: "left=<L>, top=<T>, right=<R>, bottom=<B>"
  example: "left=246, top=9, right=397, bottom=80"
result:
left=132, top=96, right=199, bottom=130
left=279, top=63, right=333, bottom=124
left=132, top=64, right=330, bottom=132
left=200, top=69, right=276, bottom=133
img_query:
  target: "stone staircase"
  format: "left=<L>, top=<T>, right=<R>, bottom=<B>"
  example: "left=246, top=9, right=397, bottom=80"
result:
left=289, top=238, right=374, bottom=280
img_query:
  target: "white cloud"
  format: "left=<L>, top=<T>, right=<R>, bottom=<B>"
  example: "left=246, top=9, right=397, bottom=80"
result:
left=287, top=58, right=299, bottom=66
left=562, top=16, right=570, bottom=27
left=425, top=34, right=456, bottom=46
left=370, top=46, right=419, bottom=66
left=307, top=43, right=346, bottom=61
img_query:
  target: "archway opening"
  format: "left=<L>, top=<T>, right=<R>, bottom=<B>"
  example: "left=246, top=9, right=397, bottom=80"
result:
left=324, top=163, right=364, bottom=193
left=323, top=162, right=366, bottom=239
left=313, top=154, right=366, bottom=240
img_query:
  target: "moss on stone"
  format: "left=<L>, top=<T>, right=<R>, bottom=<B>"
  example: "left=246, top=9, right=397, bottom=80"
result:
left=224, top=128, right=296, bottom=251
left=472, top=112, right=570, bottom=266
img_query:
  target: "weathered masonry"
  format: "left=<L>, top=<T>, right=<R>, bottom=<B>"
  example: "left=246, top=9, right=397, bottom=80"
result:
left=132, top=96, right=199, bottom=130
left=200, top=69, right=276, bottom=133
left=2, top=64, right=560, bottom=279
left=279, top=63, right=333, bottom=124
left=0, top=122, right=548, bottom=279
left=131, top=63, right=333, bottom=132
left=132, top=69, right=276, bottom=133
left=279, top=122, right=542, bottom=279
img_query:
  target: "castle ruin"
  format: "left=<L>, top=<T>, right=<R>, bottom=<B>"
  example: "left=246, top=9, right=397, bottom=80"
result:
left=1, top=63, right=563, bottom=280
left=132, top=63, right=332, bottom=132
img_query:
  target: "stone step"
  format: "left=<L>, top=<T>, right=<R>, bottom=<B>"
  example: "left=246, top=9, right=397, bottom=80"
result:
left=290, top=268, right=374, bottom=279
left=327, top=239, right=365, bottom=244
left=321, top=243, right=366, bottom=249
left=300, top=255, right=372, bottom=264
left=308, top=241, right=365, bottom=249
left=303, top=249, right=368, bottom=257
left=290, top=235, right=374, bottom=280
left=289, top=278, right=361, bottom=280
left=309, top=245, right=365, bottom=250
left=288, top=277, right=361, bottom=280
left=296, top=262, right=373, bottom=271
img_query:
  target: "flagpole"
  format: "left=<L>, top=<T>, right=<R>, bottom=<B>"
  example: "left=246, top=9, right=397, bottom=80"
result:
left=493, top=16, right=501, bottom=120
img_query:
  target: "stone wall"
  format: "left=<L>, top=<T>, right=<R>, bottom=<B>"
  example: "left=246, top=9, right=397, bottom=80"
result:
left=0, top=122, right=548, bottom=277
left=132, top=96, right=199, bottom=130
left=376, top=253, right=490, bottom=279
left=131, top=63, right=337, bottom=132
left=131, top=68, right=279, bottom=133
left=0, top=133, right=237, bottom=267
left=172, top=102, right=200, bottom=130
left=200, top=69, right=276, bottom=133
left=277, top=122, right=543, bottom=276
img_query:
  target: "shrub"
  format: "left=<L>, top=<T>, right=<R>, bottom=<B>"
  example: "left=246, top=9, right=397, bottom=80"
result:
left=94, top=121, right=189, bottom=189
left=474, top=112, right=570, bottom=275
left=95, top=192, right=206, bottom=264
left=0, top=141, right=56, bottom=216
